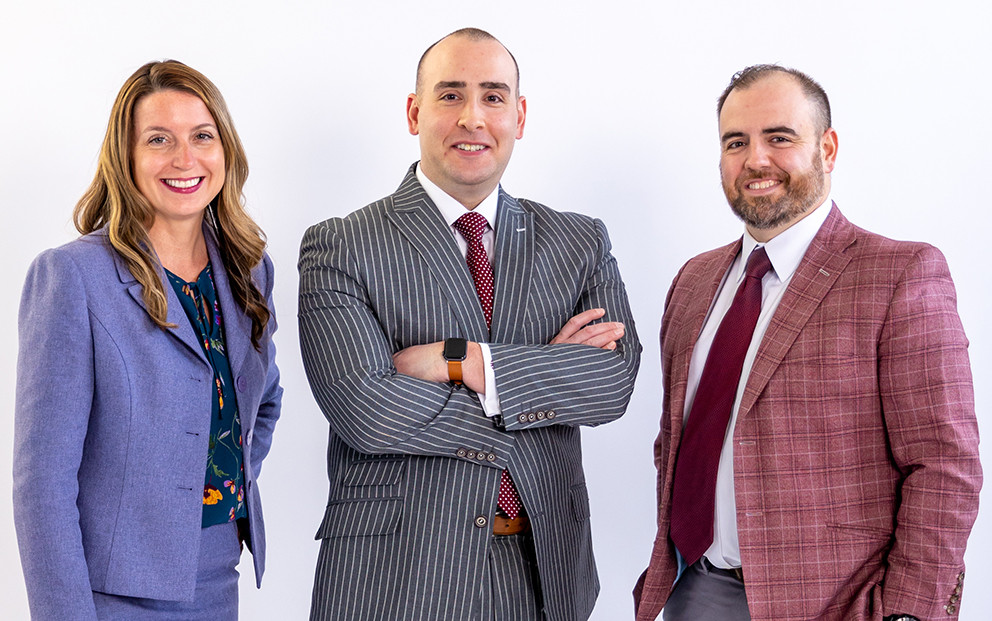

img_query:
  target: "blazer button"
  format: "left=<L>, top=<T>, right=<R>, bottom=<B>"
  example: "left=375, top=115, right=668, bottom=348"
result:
left=474, top=516, right=488, bottom=528
left=246, top=429, right=253, bottom=446
left=546, top=410, right=556, bottom=419
left=237, top=376, right=248, bottom=392
left=466, top=450, right=477, bottom=459
left=527, top=413, right=536, bottom=422
left=476, top=452, right=487, bottom=461
left=456, top=448, right=468, bottom=458
left=536, top=411, right=546, bottom=420
left=946, top=604, right=957, bottom=614
left=518, top=414, right=528, bottom=424
left=487, top=453, right=496, bottom=462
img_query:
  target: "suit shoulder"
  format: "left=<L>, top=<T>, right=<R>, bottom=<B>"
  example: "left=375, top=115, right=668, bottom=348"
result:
left=515, top=197, right=598, bottom=227
left=27, top=230, right=116, bottom=281
left=304, top=195, right=394, bottom=237
left=847, top=224, right=950, bottom=273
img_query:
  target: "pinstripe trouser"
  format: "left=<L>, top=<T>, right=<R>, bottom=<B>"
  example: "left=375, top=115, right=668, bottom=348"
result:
left=480, top=533, right=545, bottom=621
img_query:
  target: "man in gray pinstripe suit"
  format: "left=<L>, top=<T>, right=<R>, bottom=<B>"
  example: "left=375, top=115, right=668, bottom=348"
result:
left=299, top=28, right=641, bottom=621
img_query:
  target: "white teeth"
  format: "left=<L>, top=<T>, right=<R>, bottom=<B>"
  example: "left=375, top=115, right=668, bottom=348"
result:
left=748, top=180, right=778, bottom=190
left=164, top=178, right=202, bottom=189
left=456, top=144, right=486, bottom=152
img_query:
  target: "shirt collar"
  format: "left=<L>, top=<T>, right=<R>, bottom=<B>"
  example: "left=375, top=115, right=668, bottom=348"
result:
left=416, top=163, right=499, bottom=230
left=735, top=195, right=834, bottom=284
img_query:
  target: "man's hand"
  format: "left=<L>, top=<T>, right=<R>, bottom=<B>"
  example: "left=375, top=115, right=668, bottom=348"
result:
left=393, top=341, right=486, bottom=393
left=550, top=308, right=625, bottom=350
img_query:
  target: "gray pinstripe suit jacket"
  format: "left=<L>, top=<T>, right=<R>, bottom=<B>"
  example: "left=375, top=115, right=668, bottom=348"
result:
left=298, top=165, right=641, bottom=621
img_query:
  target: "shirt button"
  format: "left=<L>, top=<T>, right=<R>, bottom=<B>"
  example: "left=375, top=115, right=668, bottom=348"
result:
left=474, top=516, right=488, bottom=528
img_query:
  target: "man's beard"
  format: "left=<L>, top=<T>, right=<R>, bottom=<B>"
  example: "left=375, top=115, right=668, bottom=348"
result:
left=724, top=152, right=826, bottom=231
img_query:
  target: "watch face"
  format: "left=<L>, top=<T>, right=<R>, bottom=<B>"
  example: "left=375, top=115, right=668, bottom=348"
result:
left=443, top=338, right=468, bottom=361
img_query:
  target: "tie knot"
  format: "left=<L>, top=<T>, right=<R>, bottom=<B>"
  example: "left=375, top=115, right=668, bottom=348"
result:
left=745, top=247, right=772, bottom=281
left=453, top=211, right=488, bottom=243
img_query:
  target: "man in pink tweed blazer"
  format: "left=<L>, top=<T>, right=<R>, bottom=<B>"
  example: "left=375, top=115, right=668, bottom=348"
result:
left=633, top=65, right=981, bottom=621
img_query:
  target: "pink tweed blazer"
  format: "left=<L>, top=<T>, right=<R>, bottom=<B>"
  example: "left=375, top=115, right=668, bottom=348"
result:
left=634, top=206, right=981, bottom=621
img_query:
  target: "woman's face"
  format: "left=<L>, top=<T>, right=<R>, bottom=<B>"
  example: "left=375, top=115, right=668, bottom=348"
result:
left=131, top=90, right=225, bottom=227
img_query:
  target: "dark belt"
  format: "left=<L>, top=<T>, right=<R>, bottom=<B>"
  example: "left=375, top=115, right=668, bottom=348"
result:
left=493, top=513, right=530, bottom=536
left=701, top=557, right=744, bottom=583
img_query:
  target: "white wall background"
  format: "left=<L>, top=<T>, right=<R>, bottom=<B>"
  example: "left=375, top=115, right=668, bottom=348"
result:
left=2, top=1, right=989, bottom=619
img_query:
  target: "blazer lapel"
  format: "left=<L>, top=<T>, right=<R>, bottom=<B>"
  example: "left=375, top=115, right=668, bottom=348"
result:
left=204, top=224, right=253, bottom=385
left=385, top=166, right=489, bottom=341
left=668, top=242, right=740, bottom=436
left=113, top=238, right=206, bottom=363
left=489, top=191, right=534, bottom=344
left=737, top=204, right=857, bottom=419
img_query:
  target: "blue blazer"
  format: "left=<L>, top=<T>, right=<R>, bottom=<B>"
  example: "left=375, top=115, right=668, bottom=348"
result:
left=13, top=225, right=282, bottom=620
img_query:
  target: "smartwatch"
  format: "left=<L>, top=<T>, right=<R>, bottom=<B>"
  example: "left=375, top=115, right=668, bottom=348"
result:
left=442, top=338, right=468, bottom=385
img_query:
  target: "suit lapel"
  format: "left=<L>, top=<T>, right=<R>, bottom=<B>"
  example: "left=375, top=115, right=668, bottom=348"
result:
left=669, top=242, right=740, bottom=435
left=490, top=191, right=534, bottom=344
left=113, top=238, right=206, bottom=363
left=737, top=204, right=857, bottom=419
left=385, top=167, right=489, bottom=341
left=204, top=224, right=253, bottom=385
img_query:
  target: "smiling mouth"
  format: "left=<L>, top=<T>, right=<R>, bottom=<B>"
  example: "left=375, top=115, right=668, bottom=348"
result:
left=747, top=179, right=780, bottom=190
left=455, top=144, right=487, bottom=152
left=163, top=177, right=203, bottom=189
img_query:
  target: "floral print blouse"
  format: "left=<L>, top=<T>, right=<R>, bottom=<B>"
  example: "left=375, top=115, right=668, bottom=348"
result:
left=166, top=263, right=247, bottom=528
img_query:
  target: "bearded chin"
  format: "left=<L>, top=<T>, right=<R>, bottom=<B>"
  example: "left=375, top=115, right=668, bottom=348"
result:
left=725, top=154, right=825, bottom=231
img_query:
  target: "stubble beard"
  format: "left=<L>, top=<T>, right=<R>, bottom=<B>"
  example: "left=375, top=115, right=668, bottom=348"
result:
left=724, top=151, right=826, bottom=232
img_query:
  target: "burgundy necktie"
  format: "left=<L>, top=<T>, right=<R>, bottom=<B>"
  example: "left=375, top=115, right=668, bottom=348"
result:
left=453, top=212, right=522, bottom=519
left=669, top=246, right=772, bottom=566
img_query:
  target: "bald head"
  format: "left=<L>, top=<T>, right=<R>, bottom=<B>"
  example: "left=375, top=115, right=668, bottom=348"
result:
left=415, top=27, right=520, bottom=96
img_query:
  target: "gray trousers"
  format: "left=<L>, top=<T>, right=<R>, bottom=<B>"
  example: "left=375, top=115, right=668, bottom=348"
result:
left=481, top=532, right=545, bottom=621
left=663, top=559, right=750, bottom=621
left=92, top=521, right=241, bottom=620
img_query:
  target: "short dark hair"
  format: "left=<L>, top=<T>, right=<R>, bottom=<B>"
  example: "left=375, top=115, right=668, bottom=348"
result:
left=717, top=64, right=831, bottom=133
left=415, top=27, right=520, bottom=96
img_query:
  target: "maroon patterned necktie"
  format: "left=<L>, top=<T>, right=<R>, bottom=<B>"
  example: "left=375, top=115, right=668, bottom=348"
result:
left=669, top=246, right=772, bottom=566
left=452, top=212, right=522, bottom=519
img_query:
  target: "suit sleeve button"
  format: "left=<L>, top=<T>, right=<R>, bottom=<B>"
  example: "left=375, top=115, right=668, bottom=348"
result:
left=518, top=414, right=528, bottom=424
left=474, top=516, right=488, bottom=528
left=546, top=410, right=556, bottom=419
left=536, top=411, right=546, bottom=420
left=466, top=450, right=477, bottom=459
left=487, top=453, right=496, bottom=462
left=456, top=448, right=467, bottom=458
left=528, top=413, right=537, bottom=422
left=476, top=452, right=487, bottom=461
left=946, top=604, right=957, bottom=614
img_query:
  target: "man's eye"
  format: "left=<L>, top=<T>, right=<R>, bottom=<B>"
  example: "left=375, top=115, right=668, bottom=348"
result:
left=486, top=95, right=504, bottom=103
left=726, top=141, right=745, bottom=150
left=440, top=93, right=459, bottom=101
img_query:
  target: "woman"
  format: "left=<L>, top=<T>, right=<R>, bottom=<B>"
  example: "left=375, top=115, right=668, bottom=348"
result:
left=13, top=60, right=282, bottom=620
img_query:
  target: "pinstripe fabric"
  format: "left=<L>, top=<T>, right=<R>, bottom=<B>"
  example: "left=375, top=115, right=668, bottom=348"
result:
left=299, top=164, right=641, bottom=621
left=634, top=206, right=981, bottom=621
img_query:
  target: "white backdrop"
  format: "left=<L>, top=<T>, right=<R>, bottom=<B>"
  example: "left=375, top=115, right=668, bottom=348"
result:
left=2, top=1, right=989, bottom=619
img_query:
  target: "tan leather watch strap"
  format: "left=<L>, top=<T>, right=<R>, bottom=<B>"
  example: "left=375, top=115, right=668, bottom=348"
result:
left=447, top=359, right=463, bottom=385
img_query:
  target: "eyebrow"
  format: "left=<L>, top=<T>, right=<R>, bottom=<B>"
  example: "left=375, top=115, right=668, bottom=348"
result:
left=433, top=80, right=511, bottom=93
left=720, top=126, right=799, bottom=143
left=139, top=123, right=217, bottom=134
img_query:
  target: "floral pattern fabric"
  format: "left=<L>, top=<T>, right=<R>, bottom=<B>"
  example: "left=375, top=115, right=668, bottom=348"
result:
left=166, top=263, right=247, bottom=527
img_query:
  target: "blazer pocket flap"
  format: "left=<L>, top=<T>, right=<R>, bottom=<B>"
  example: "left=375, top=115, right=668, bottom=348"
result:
left=315, top=498, right=403, bottom=539
left=342, top=457, right=405, bottom=487
left=570, top=483, right=591, bottom=522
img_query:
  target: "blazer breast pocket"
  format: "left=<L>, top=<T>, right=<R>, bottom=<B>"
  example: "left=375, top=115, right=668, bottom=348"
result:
left=315, top=498, right=403, bottom=539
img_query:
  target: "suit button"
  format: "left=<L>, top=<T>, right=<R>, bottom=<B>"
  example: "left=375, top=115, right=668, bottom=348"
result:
left=487, top=453, right=496, bottom=462
left=536, top=411, right=546, bottom=420
left=474, top=516, right=488, bottom=528
left=466, top=450, right=477, bottom=459
left=546, top=410, right=557, bottom=419
left=946, top=604, right=957, bottom=614
left=953, top=586, right=962, bottom=595
left=456, top=448, right=467, bottom=458
left=528, top=413, right=536, bottom=422
left=476, top=452, right=487, bottom=461
left=237, top=376, right=247, bottom=392
left=246, top=429, right=253, bottom=446
left=518, top=414, right=528, bottom=424
left=949, top=595, right=959, bottom=603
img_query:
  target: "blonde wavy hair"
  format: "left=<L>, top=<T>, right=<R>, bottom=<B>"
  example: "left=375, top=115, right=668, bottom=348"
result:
left=74, top=60, right=270, bottom=348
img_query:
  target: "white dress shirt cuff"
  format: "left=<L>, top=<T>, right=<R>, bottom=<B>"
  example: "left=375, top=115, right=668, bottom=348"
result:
left=477, top=343, right=502, bottom=417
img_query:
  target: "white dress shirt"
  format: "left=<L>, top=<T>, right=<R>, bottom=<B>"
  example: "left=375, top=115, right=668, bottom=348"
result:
left=415, top=164, right=502, bottom=416
left=683, top=198, right=833, bottom=569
